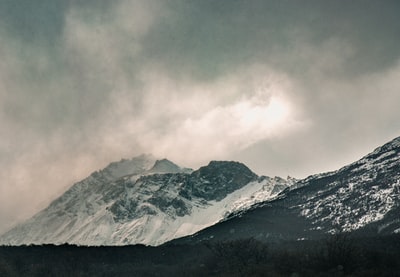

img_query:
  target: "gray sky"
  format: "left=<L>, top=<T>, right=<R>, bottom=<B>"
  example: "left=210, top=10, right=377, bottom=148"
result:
left=1, top=0, right=400, bottom=234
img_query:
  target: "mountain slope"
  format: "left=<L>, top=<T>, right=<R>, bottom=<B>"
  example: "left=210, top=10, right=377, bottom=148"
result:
left=0, top=157, right=290, bottom=246
left=174, top=136, right=400, bottom=244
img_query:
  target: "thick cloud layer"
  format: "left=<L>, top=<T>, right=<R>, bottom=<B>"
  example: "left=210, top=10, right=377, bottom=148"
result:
left=1, top=0, right=400, bottom=234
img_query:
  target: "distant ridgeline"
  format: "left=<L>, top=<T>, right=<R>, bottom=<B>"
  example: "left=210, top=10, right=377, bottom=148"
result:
left=1, top=136, right=400, bottom=248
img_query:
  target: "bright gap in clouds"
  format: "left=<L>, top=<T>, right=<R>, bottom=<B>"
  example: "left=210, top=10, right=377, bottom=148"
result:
left=165, top=92, right=296, bottom=163
left=233, top=95, right=290, bottom=138
left=132, top=71, right=303, bottom=167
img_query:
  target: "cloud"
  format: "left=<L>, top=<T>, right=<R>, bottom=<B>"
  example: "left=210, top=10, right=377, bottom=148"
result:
left=1, top=0, right=400, bottom=234
left=233, top=59, right=400, bottom=178
left=0, top=0, right=167, bottom=232
left=125, top=66, right=305, bottom=166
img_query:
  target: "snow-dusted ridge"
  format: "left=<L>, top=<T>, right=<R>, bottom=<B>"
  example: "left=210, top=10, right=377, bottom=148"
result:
left=290, top=136, right=400, bottom=235
left=170, top=136, right=400, bottom=245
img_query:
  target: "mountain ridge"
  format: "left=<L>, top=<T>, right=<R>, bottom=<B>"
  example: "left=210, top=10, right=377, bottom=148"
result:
left=0, top=157, right=289, bottom=246
left=1, top=136, right=400, bottom=246
left=172, top=136, right=400, bottom=244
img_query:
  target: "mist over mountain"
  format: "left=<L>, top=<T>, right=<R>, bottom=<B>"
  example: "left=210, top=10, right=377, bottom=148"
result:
left=0, top=156, right=290, bottom=246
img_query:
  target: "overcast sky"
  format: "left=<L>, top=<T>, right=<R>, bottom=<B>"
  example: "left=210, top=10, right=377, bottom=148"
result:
left=1, top=0, right=400, bottom=234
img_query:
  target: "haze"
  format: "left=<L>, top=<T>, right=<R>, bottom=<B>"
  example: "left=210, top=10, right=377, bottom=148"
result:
left=1, top=0, right=400, bottom=234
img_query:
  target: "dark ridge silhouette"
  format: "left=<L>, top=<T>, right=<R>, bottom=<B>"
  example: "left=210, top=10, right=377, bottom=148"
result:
left=1, top=234, right=400, bottom=276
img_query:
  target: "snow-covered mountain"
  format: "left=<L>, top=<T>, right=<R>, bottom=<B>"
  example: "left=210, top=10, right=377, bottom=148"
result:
left=174, top=136, right=400, bottom=244
left=5, top=136, right=399, bottom=247
left=0, top=156, right=291, bottom=246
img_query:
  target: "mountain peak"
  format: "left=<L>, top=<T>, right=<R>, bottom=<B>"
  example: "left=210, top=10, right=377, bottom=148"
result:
left=102, top=154, right=156, bottom=180
left=187, top=161, right=259, bottom=201
left=148, top=159, right=183, bottom=174
left=202, top=160, right=256, bottom=174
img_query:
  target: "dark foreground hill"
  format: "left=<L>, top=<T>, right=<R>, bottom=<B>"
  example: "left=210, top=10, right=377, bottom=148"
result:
left=1, top=234, right=400, bottom=276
